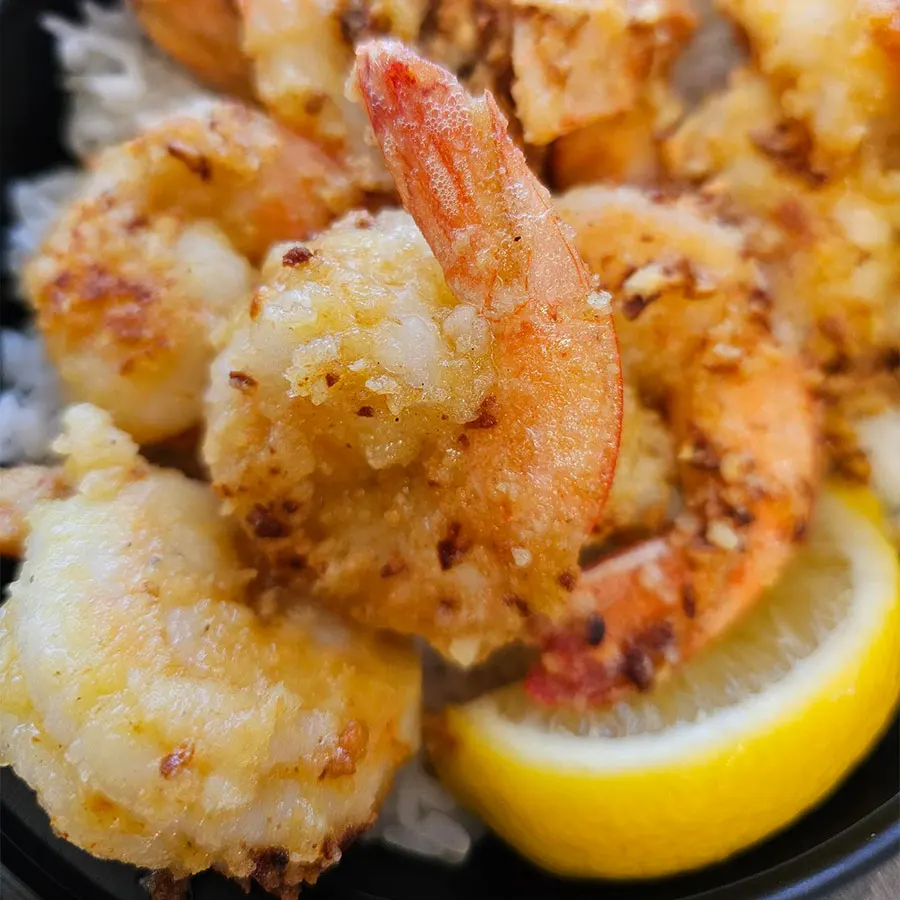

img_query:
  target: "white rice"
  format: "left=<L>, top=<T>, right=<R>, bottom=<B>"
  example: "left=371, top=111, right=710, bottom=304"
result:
left=1, top=0, right=897, bottom=875
left=43, top=1, right=214, bottom=160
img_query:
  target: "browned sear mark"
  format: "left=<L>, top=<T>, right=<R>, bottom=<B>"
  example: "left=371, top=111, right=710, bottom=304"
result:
left=282, top=245, right=314, bottom=266
left=247, top=504, right=289, bottom=539
left=250, top=847, right=289, bottom=895
left=357, top=405, right=375, bottom=417
left=557, top=570, right=577, bottom=591
left=320, top=720, right=369, bottom=779
left=229, top=370, right=257, bottom=392
left=465, top=395, right=499, bottom=429
left=380, top=558, right=406, bottom=577
left=159, top=740, right=195, bottom=779
left=621, top=645, right=655, bottom=691
left=585, top=613, right=606, bottom=646
left=750, top=120, right=827, bottom=187
left=437, top=522, right=469, bottom=570
left=681, top=584, right=697, bottom=618
left=503, top=594, right=530, bottom=616
left=166, top=143, right=212, bottom=181
left=621, top=293, right=659, bottom=321
left=325, top=372, right=340, bottom=387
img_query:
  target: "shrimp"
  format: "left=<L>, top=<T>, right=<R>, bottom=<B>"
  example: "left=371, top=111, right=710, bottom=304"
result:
left=24, top=101, right=360, bottom=445
left=509, top=0, right=695, bottom=146
left=664, top=69, right=900, bottom=483
left=132, top=1, right=695, bottom=184
left=0, top=405, right=420, bottom=891
left=129, top=0, right=253, bottom=98
left=716, top=0, right=900, bottom=167
left=527, top=185, right=818, bottom=707
left=203, top=42, right=622, bottom=667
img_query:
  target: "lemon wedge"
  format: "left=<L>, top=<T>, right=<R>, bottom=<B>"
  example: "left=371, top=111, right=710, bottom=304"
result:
left=427, top=487, right=900, bottom=878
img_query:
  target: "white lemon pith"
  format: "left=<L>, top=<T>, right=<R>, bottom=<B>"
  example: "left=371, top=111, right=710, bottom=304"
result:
left=428, top=488, right=900, bottom=879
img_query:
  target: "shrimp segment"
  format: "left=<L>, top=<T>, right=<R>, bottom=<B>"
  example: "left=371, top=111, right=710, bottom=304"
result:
left=0, top=406, right=420, bottom=889
left=24, top=102, right=360, bottom=444
left=130, top=0, right=253, bottom=97
left=204, top=44, right=622, bottom=665
left=527, top=186, right=818, bottom=707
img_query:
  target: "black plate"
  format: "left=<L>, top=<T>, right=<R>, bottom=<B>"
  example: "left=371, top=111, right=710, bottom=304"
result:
left=1, top=1, right=898, bottom=897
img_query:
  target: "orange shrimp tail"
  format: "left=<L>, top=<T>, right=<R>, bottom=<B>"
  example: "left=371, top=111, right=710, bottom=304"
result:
left=354, top=39, right=598, bottom=318
left=527, top=538, right=690, bottom=707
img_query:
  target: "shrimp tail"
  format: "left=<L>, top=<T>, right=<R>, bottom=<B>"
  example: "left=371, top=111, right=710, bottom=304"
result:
left=354, top=39, right=597, bottom=319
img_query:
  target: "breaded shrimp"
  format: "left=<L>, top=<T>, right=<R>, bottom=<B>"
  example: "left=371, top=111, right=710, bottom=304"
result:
left=664, top=69, right=900, bottom=479
left=24, top=102, right=359, bottom=444
left=527, top=186, right=818, bottom=707
left=0, top=405, right=420, bottom=892
left=510, top=0, right=695, bottom=146
left=717, top=0, right=900, bottom=165
left=130, top=0, right=253, bottom=97
left=132, top=0, right=695, bottom=182
left=203, top=43, right=622, bottom=666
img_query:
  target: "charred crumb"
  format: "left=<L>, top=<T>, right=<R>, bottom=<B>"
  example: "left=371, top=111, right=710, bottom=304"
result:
left=635, top=621, right=674, bottom=654
left=750, top=121, right=827, bottom=186
left=621, top=645, right=655, bottom=691
left=280, top=552, right=307, bottom=570
left=228, top=370, right=257, bottom=392
left=437, top=522, right=469, bottom=570
left=166, top=143, right=212, bottom=181
left=557, top=570, right=577, bottom=591
left=142, top=870, right=190, bottom=900
left=727, top=505, right=756, bottom=527
left=357, top=405, right=375, bottom=417
left=249, top=295, right=262, bottom=321
left=681, top=432, right=720, bottom=471
left=585, top=614, right=606, bottom=646
left=437, top=597, right=458, bottom=620
left=247, top=504, right=290, bottom=539
left=250, top=848, right=290, bottom=894
left=748, top=286, right=773, bottom=312
left=465, top=395, right=499, bottom=429
left=503, top=594, right=530, bottom=616
left=304, top=92, right=327, bottom=116
left=319, top=720, right=369, bottom=780
left=457, top=433, right=470, bottom=448
left=681, top=584, right=697, bottom=618
left=281, top=499, right=299, bottom=514
left=882, top=347, right=900, bottom=371
left=159, top=741, right=194, bottom=779
left=282, top=245, right=315, bottom=267
left=621, top=293, right=659, bottom=321
left=380, top=558, right=407, bottom=578
left=325, top=372, right=340, bottom=387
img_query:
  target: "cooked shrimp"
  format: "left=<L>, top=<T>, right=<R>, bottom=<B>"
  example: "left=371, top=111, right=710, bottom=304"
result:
left=0, top=405, right=420, bottom=891
left=550, top=87, right=682, bottom=190
left=203, top=42, right=622, bottom=666
left=133, top=0, right=695, bottom=183
left=527, top=186, right=818, bottom=707
left=510, top=0, right=695, bottom=146
left=130, top=0, right=253, bottom=97
left=664, top=69, right=900, bottom=484
left=0, top=465, right=68, bottom=557
left=717, top=0, right=900, bottom=166
left=24, top=102, right=359, bottom=444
